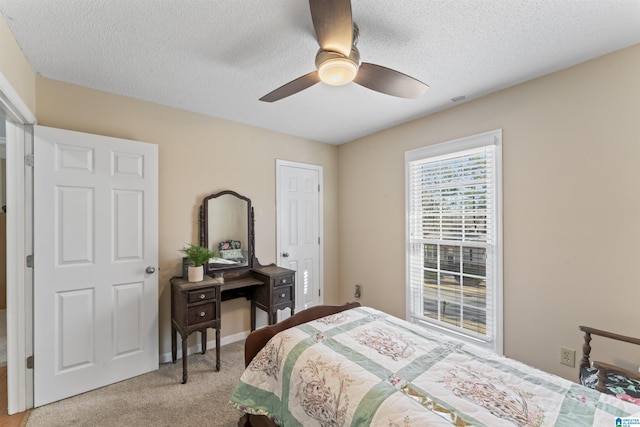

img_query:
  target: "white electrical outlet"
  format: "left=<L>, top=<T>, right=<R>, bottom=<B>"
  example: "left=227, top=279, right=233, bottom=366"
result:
left=560, top=347, right=575, bottom=367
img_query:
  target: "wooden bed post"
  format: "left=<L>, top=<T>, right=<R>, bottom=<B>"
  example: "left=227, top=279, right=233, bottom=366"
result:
left=580, top=328, right=592, bottom=370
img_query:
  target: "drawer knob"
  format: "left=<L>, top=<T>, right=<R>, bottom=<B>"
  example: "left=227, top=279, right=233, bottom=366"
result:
left=281, top=279, right=287, bottom=284
left=200, top=312, right=206, bottom=317
left=280, top=293, right=286, bottom=298
left=200, top=294, right=206, bottom=299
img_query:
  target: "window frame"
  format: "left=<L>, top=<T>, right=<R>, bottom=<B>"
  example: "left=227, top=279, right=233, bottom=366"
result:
left=405, top=129, right=503, bottom=354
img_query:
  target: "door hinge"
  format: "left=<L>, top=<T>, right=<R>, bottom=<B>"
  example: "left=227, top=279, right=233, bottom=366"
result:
left=26, top=254, right=34, bottom=268
left=25, top=154, right=34, bottom=167
left=318, top=237, right=320, bottom=245
left=27, top=355, right=34, bottom=369
left=318, top=289, right=321, bottom=297
left=318, top=184, right=320, bottom=192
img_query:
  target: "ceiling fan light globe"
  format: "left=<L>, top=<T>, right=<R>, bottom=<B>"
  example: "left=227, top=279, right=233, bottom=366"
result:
left=318, top=58, right=358, bottom=86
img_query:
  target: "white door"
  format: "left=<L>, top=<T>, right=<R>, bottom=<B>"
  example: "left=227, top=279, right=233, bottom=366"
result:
left=33, top=125, right=158, bottom=406
left=277, top=161, right=322, bottom=312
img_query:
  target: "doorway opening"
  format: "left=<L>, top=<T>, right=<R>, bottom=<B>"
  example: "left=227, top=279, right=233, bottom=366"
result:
left=0, top=115, right=30, bottom=424
left=1, top=117, right=6, bottom=368
left=0, top=74, right=37, bottom=416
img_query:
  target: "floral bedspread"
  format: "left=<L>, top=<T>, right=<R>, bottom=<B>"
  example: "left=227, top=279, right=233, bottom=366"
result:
left=229, top=307, right=640, bottom=426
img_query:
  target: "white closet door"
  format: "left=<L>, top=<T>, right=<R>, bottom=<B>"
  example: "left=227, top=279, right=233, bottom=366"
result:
left=277, top=161, right=322, bottom=313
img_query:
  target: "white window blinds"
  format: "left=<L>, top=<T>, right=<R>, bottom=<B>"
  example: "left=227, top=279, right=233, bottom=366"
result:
left=406, top=130, right=502, bottom=353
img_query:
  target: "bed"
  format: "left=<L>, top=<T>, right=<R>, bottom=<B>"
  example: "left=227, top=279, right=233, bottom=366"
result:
left=578, top=325, right=640, bottom=405
left=230, top=303, right=639, bottom=426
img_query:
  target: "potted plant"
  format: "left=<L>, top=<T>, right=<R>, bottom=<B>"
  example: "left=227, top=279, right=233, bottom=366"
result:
left=179, top=244, right=217, bottom=282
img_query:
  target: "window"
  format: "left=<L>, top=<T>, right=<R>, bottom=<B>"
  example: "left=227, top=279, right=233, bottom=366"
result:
left=405, top=130, right=502, bottom=353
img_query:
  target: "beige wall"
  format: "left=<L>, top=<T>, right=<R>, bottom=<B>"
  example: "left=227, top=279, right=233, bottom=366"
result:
left=35, top=78, right=340, bottom=356
left=338, top=43, right=640, bottom=380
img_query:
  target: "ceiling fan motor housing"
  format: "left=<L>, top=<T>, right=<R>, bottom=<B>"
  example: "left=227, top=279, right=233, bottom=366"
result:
left=315, top=47, right=361, bottom=85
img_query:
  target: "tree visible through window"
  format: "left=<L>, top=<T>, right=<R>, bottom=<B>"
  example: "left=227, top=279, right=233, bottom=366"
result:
left=406, top=130, right=502, bottom=353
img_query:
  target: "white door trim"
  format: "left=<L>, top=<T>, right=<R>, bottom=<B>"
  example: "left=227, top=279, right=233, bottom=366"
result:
left=275, top=159, right=324, bottom=306
left=0, top=73, right=36, bottom=125
left=0, top=71, right=36, bottom=414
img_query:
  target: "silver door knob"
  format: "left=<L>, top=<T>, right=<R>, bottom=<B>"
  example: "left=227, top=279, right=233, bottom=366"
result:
left=145, top=266, right=156, bottom=274
left=282, top=253, right=289, bottom=257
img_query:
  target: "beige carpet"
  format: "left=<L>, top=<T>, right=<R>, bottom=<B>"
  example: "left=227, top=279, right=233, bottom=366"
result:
left=27, top=340, right=246, bottom=427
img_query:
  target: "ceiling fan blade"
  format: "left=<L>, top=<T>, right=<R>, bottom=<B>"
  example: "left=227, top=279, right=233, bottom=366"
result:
left=259, top=71, right=320, bottom=102
left=354, top=63, right=429, bottom=99
left=309, top=0, right=353, bottom=57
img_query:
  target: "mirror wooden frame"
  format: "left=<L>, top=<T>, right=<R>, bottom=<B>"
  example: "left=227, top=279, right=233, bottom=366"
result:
left=199, top=190, right=256, bottom=275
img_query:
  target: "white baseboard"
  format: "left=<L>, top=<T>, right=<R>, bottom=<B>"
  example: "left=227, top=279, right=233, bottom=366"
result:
left=159, top=330, right=250, bottom=364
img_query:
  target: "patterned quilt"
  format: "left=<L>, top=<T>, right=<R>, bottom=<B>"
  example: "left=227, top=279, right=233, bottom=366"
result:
left=229, top=306, right=640, bottom=426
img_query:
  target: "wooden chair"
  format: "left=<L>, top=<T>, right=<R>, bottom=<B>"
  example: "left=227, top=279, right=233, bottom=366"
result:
left=579, top=326, right=640, bottom=405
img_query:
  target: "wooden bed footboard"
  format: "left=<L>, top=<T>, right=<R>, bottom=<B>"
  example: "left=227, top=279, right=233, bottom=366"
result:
left=238, top=302, right=361, bottom=427
left=238, top=414, right=277, bottom=427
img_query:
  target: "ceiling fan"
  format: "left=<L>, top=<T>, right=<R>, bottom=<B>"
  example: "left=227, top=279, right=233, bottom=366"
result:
left=259, top=0, right=429, bottom=102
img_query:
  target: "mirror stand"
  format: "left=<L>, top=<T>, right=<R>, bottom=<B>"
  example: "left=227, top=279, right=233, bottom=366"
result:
left=195, top=190, right=296, bottom=324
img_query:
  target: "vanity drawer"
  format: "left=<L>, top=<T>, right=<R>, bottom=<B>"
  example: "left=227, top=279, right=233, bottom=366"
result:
left=273, top=286, right=293, bottom=305
left=274, top=273, right=294, bottom=287
left=187, top=303, right=216, bottom=325
left=187, top=288, right=216, bottom=303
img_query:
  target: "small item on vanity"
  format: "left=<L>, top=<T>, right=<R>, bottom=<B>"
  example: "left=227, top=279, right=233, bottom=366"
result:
left=212, top=271, right=224, bottom=285
left=182, top=257, right=194, bottom=279
left=220, top=249, right=243, bottom=259
left=179, top=244, right=217, bottom=282
left=187, top=265, right=204, bottom=283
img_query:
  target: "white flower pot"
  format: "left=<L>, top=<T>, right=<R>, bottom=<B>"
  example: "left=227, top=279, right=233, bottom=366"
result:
left=187, top=265, right=204, bottom=282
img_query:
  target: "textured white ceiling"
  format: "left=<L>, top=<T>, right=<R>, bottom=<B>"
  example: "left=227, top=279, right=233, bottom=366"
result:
left=1, top=0, right=639, bottom=144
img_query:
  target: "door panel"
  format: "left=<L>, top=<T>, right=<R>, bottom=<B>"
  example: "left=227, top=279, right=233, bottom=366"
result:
left=301, top=257, right=315, bottom=308
left=34, top=125, right=158, bottom=406
left=57, top=186, right=94, bottom=264
left=57, top=289, right=94, bottom=371
left=113, top=281, right=144, bottom=357
left=113, top=189, right=144, bottom=260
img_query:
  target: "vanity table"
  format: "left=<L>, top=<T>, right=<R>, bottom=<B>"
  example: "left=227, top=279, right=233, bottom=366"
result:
left=251, top=265, right=296, bottom=330
left=170, top=275, right=221, bottom=384
left=170, top=191, right=295, bottom=383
